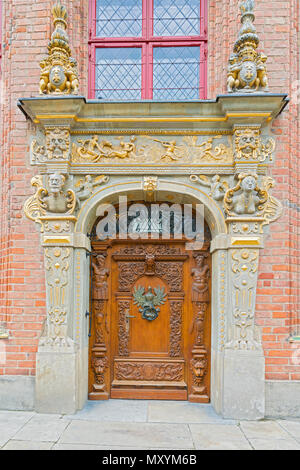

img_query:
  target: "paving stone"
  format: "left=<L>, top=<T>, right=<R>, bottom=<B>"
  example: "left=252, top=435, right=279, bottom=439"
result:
left=64, top=400, right=148, bottom=423
left=190, top=424, right=252, bottom=450
left=249, top=438, right=300, bottom=450
left=59, top=421, right=194, bottom=449
left=53, top=444, right=152, bottom=450
left=148, top=402, right=236, bottom=424
left=2, top=440, right=54, bottom=450
left=240, top=420, right=291, bottom=440
left=0, top=411, right=35, bottom=447
left=13, top=415, right=71, bottom=442
left=277, top=420, right=300, bottom=440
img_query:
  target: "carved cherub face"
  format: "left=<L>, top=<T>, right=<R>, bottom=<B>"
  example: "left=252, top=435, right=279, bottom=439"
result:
left=48, top=173, right=65, bottom=193
left=241, top=175, right=257, bottom=192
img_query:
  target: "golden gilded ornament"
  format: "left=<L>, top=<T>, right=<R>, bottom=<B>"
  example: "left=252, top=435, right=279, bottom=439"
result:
left=71, top=135, right=233, bottom=164
left=39, top=2, right=79, bottom=95
left=227, top=1, right=269, bottom=93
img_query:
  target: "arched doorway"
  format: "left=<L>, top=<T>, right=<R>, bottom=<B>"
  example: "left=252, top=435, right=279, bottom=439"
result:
left=88, top=202, right=212, bottom=402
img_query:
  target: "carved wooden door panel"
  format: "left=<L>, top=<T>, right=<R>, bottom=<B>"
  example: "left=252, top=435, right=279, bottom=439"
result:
left=89, top=240, right=211, bottom=402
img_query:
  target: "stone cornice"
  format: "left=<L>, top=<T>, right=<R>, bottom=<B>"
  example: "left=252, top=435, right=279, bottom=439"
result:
left=18, top=94, right=288, bottom=133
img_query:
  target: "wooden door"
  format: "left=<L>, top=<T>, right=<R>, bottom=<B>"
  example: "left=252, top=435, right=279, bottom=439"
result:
left=88, top=239, right=211, bottom=402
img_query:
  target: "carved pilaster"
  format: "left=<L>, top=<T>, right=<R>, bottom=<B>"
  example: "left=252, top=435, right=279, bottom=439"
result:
left=189, top=253, right=210, bottom=402
left=226, top=248, right=261, bottom=351
left=39, top=246, right=74, bottom=349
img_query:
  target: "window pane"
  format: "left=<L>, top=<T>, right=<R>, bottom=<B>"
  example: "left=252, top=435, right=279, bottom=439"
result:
left=153, top=47, right=200, bottom=100
left=154, top=0, right=200, bottom=37
left=95, top=48, right=142, bottom=100
left=96, top=0, right=142, bottom=37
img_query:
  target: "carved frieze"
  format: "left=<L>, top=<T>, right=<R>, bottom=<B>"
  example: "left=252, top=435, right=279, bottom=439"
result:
left=114, top=361, right=184, bottom=382
left=71, top=134, right=233, bottom=165
left=114, top=245, right=182, bottom=256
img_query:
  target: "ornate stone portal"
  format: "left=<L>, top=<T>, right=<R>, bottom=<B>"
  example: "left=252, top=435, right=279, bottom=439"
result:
left=20, top=1, right=287, bottom=419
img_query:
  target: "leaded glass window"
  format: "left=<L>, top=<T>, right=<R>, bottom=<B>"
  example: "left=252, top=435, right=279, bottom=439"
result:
left=153, top=0, right=201, bottom=37
left=90, top=0, right=207, bottom=100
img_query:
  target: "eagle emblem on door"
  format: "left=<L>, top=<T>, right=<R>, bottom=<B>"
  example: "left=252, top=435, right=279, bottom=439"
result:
left=133, top=286, right=167, bottom=321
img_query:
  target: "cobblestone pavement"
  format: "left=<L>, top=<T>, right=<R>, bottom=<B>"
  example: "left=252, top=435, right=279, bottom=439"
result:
left=0, top=401, right=300, bottom=450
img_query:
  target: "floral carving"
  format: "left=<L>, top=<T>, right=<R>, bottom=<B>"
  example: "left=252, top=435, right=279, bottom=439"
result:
left=169, top=301, right=183, bottom=357
left=155, top=262, right=183, bottom=292
left=118, top=300, right=130, bottom=356
left=118, top=262, right=145, bottom=291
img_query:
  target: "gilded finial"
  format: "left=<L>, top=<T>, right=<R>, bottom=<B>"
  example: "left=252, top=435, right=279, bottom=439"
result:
left=227, top=0, right=269, bottom=93
left=39, top=1, right=79, bottom=95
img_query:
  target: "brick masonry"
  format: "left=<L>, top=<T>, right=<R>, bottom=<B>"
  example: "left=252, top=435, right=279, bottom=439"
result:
left=0, top=0, right=299, bottom=381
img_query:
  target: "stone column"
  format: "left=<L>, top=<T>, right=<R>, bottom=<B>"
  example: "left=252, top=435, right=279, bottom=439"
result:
left=34, top=218, right=90, bottom=414
left=223, top=229, right=265, bottom=420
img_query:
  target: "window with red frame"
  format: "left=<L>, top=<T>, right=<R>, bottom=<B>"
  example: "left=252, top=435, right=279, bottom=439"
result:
left=89, top=0, right=207, bottom=100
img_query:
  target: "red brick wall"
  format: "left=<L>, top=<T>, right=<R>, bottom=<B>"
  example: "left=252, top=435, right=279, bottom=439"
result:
left=0, top=0, right=299, bottom=380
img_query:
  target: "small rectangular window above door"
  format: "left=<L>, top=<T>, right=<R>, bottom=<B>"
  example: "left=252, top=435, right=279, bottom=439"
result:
left=89, top=0, right=207, bottom=100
